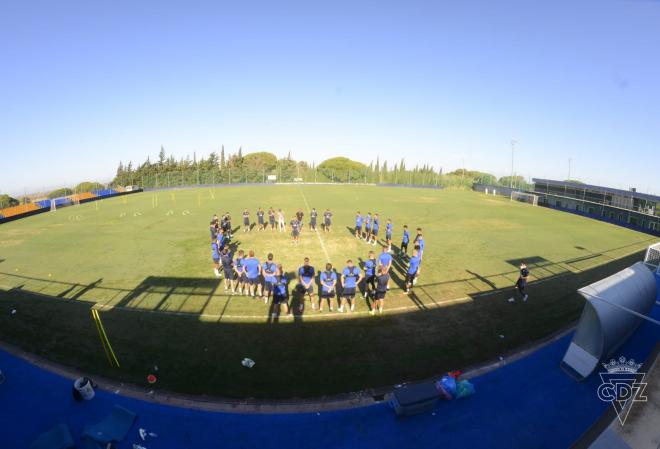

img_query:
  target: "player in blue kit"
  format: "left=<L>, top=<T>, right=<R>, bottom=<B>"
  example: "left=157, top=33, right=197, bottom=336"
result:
left=355, top=211, right=363, bottom=239
left=216, top=228, right=226, bottom=252
left=243, top=250, right=262, bottom=298
left=362, top=251, right=378, bottom=299
left=370, top=214, right=380, bottom=246
left=211, top=240, right=221, bottom=278
left=340, top=259, right=363, bottom=312
left=233, top=250, right=247, bottom=295
left=272, top=264, right=291, bottom=316
left=414, top=228, right=425, bottom=260
left=261, top=253, right=278, bottom=304
left=319, top=263, right=338, bottom=312
left=405, top=249, right=422, bottom=294
left=364, top=212, right=372, bottom=241
left=378, top=245, right=393, bottom=290
left=385, top=219, right=393, bottom=253
left=220, top=246, right=234, bottom=292
left=298, top=257, right=316, bottom=312
left=400, top=225, right=410, bottom=256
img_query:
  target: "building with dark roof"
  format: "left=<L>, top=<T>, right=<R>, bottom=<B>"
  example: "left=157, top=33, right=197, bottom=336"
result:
left=532, top=178, right=660, bottom=235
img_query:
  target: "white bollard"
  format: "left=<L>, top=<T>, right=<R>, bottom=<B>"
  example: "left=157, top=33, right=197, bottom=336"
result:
left=74, top=377, right=95, bottom=400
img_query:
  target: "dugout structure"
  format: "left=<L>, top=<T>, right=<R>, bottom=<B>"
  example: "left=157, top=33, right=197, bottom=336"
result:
left=560, top=261, right=657, bottom=381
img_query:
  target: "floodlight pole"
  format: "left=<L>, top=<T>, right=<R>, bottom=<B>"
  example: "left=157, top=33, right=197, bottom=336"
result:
left=510, top=139, right=517, bottom=188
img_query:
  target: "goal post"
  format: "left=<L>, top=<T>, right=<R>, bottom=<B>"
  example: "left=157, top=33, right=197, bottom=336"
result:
left=644, top=242, right=660, bottom=274
left=511, top=191, right=538, bottom=206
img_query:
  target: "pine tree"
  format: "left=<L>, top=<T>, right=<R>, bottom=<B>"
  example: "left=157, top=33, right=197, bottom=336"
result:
left=238, top=147, right=243, bottom=159
left=158, top=145, right=166, bottom=166
left=220, top=145, right=225, bottom=169
left=399, top=158, right=406, bottom=172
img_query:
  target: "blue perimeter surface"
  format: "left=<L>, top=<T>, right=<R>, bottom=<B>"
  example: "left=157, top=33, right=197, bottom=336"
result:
left=1, top=304, right=658, bottom=449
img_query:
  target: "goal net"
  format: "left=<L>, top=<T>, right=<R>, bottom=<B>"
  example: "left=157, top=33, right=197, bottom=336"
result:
left=511, top=191, right=538, bottom=206
left=644, top=243, right=660, bottom=273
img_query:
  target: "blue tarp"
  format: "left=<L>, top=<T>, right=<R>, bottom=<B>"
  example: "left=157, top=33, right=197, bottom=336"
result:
left=92, top=189, right=117, bottom=197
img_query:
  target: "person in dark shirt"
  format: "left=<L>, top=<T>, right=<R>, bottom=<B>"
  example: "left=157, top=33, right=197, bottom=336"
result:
left=290, top=217, right=301, bottom=244
left=323, top=209, right=333, bottom=233
left=220, top=246, right=234, bottom=292
left=297, top=257, right=316, bottom=312
left=372, top=266, right=390, bottom=315
left=512, top=261, right=530, bottom=302
left=210, top=220, right=218, bottom=242
left=242, top=209, right=251, bottom=233
left=268, top=207, right=276, bottom=231
left=296, top=209, right=304, bottom=232
left=272, top=264, right=291, bottom=316
left=310, top=208, right=318, bottom=231
left=222, top=212, right=232, bottom=239
left=256, top=207, right=266, bottom=231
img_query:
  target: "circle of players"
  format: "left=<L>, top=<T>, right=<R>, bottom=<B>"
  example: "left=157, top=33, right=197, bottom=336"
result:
left=209, top=209, right=425, bottom=316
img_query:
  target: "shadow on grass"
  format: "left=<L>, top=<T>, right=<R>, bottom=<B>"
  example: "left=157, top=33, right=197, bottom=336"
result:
left=0, top=250, right=645, bottom=399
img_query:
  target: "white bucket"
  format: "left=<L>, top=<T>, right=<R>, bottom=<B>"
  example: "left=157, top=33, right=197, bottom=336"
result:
left=74, top=377, right=95, bottom=400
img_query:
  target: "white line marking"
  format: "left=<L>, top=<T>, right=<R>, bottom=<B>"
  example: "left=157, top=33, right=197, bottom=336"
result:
left=91, top=294, right=473, bottom=321
left=299, top=188, right=331, bottom=263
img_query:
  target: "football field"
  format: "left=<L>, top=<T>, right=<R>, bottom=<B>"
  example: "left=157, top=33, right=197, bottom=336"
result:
left=0, top=185, right=655, bottom=397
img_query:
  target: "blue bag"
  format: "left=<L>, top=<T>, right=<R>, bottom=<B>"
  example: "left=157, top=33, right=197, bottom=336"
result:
left=438, top=375, right=457, bottom=399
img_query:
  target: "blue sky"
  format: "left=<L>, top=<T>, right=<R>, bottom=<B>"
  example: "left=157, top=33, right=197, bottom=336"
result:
left=1, top=0, right=659, bottom=195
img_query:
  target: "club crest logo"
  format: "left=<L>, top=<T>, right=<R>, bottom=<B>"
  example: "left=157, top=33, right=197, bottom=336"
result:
left=596, top=356, right=648, bottom=425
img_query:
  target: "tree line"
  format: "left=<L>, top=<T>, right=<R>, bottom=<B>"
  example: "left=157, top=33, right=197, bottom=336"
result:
left=1, top=148, right=536, bottom=209
left=110, top=146, right=531, bottom=190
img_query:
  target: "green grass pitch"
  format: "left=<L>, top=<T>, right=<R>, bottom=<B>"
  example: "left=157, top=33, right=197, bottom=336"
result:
left=0, top=185, right=655, bottom=398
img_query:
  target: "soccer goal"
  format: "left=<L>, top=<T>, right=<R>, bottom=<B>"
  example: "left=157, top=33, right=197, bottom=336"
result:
left=511, top=191, right=538, bottom=206
left=50, top=199, right=56, bottom=212
left=644, top=242, right=660, bottom=274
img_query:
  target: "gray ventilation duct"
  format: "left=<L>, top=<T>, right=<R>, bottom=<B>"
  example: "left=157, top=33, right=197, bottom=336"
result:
left=560, top=262, right=657, bottom=381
